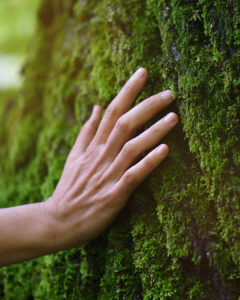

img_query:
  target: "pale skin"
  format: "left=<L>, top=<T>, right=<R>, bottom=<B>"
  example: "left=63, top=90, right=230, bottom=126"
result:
left=0, top=68, right=178, bottom=267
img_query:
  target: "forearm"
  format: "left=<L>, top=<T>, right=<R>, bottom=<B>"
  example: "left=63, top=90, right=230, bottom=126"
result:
left=0, top=202, right=56, bottom=267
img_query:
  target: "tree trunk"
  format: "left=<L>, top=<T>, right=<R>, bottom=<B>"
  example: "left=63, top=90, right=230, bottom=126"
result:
left=0, top=0, right=240, bottom=299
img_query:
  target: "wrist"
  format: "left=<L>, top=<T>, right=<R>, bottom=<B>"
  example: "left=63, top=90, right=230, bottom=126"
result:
left=39, top=199, right=61, bottom=253
left=41, top=195, right=91, bottom=252
left=40, top=196, right=80, bottom=253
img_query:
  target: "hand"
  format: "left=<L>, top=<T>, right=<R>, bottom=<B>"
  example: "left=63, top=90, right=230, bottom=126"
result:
left=42, top=68, right=178, bottom=251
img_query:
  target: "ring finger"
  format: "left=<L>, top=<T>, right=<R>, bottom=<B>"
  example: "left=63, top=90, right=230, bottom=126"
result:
left=105, top=112, right=178, bottom=182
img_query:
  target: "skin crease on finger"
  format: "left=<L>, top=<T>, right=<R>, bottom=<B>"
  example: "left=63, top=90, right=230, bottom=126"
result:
left=42, top=67, right=178, bottom=252
left=0, top=68, right=178, bottom=266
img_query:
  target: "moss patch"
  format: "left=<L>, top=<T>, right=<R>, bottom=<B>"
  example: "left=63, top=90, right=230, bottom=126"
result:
left=0, top=0, right=240, bottom=298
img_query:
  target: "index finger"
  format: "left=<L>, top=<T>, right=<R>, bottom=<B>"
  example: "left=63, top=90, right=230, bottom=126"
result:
left=93, top=68, right=148, bottom=144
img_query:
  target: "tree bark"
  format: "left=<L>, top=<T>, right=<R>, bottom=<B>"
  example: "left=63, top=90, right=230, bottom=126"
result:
left=0, top=0, right=240, bottom=299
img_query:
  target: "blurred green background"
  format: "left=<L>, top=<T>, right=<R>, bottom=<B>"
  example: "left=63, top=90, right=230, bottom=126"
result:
left=0, top=0, right=40, bottom=89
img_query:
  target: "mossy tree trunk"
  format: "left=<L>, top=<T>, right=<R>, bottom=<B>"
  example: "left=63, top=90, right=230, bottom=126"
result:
left=0, top=0, right=240, bottom=299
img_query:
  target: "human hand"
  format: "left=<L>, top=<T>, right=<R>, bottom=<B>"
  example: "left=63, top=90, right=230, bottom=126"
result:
left=42, top=68, right=178, bottom=252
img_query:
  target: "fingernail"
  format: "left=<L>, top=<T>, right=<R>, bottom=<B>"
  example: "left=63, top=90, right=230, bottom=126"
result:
left=134, top=68, right=146, bottom=79
left=161, top=90, right=173, bottom=102
left=164, top=112, right=178, bottom=125
left=157, top=144, right=169, bottom=154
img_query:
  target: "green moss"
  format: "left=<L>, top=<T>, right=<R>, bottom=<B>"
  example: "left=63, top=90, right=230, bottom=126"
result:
left=99, top=223, right=142, bottom=299
left=0, top=0, right=240, bottom=298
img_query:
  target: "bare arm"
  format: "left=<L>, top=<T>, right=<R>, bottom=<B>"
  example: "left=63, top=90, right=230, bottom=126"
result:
left=0, top=68, right=178, bottom=266
left=0, top=203, right=55, bottom=266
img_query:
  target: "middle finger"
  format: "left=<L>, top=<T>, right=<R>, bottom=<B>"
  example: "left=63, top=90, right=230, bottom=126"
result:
left=92, top=68, right=148, bottom=145
left=104, top=89, right=174, bottom=161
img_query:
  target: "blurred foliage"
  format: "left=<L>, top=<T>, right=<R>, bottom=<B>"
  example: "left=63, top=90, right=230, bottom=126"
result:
left=0, top=0, right=40, bottom=55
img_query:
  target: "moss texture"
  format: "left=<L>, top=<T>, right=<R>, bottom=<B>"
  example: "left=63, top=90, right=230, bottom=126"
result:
left=0, top=0, right=240, bottom=299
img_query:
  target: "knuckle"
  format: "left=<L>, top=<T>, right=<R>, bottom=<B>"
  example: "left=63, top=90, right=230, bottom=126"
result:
left=105, top=104, right=119, bottom=118
left=115, top=117, right=130, bottom=133
left=123, top=170, right=137, bottom=186
left=152, top=124, right=161, bottom=135
left=159, top=94, right=166, bottom=103
left=122, top=141, right=135, bottom=158
left=146, top=98, right=157, bottom=110
left=124, top=81, right=134, bottom=93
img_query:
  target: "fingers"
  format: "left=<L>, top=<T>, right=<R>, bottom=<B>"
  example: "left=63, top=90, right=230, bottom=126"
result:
left=92, top=68, right=148, bottom=144
left=104, top=90, right=174, bottom=161
left=106, top=112, right=178, bottom=181
left=114, top=144, right=169, bottom=196
left=71, top=105, right=103, bottom=156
